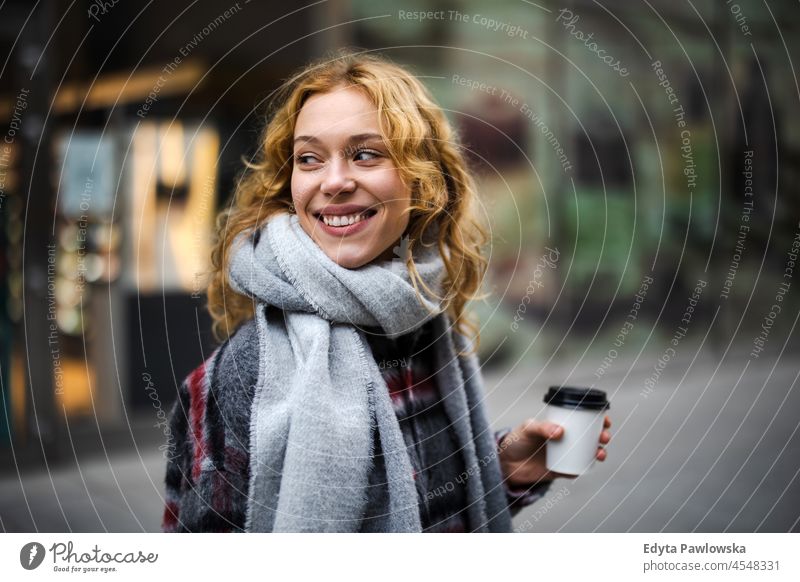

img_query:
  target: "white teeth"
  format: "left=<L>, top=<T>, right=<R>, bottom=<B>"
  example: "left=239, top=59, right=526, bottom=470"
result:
left=321, top=212, right=369, bottom=227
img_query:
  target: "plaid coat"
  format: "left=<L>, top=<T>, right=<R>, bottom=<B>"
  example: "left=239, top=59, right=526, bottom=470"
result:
left=162, top=312, right=549, bottom=532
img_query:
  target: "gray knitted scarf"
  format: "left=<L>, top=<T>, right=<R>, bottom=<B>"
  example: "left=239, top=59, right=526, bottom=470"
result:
left=228, top=212, right=512, bottom=532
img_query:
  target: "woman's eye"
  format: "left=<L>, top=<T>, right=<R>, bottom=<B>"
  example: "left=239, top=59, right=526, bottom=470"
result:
left=354, top=149, right=379, bottom=162
left=294, top=154, right=319, bottom=165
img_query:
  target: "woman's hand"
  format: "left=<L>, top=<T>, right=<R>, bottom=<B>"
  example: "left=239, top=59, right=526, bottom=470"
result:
left=498, top=415, right=611, bottom=487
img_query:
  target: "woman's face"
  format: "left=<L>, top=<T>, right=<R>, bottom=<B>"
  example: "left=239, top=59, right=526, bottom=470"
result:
left=290, top=85, right=412, bottom=269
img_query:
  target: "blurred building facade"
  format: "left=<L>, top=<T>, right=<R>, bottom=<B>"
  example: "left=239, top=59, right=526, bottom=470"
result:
left=0, top=0, right=331, bottom=457
left=1, top=0, right=798, bottom=462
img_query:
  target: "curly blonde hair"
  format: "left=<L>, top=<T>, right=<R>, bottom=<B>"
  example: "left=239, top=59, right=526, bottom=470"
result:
left=207, top=49, right=489, bottom=353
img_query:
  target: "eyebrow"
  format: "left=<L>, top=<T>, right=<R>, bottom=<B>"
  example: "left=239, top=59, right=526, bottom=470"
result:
left=293, top=133, right=384, bottom=146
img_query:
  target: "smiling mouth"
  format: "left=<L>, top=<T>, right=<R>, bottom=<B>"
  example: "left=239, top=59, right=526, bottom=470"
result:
left=313, top=208, right=378, bottom=228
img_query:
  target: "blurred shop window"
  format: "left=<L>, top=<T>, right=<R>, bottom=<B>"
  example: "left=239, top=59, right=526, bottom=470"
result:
left=1, top=142, right=22, bottom=442
left=569, top=123, right=638, bottom=300
left=459, top=94, right=529, bottom=174
left=574, top=124, right=632, bottom=190
left=47, top=121, right=220, bottom=421
left=123, top=120, right=220, bottom=413
left=53, top=131, right=123, bottom=416
left=126, top=120, right=219, bottom=294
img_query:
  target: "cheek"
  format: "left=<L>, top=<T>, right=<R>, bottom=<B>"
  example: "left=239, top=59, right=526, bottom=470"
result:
left=383, top=178, right=412, bottom=222
left=290, top=173, right=313, bottom=211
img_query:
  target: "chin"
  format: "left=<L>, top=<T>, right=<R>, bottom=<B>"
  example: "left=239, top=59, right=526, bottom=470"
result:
left=322, top=247, right=372, bottom=269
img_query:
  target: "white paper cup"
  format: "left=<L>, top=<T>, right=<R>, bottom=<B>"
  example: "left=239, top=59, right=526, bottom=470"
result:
left=543, top=386, right=610, bottom=475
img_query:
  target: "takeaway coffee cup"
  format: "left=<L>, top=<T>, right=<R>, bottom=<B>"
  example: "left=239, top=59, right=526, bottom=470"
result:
left=543, top=386, right=610, bottom=475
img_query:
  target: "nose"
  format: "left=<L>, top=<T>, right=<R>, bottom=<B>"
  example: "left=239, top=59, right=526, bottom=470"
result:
left=320, top=157, right=356, bottom=195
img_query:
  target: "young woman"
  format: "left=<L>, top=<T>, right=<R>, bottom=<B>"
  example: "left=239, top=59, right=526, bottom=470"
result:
left=161, top=49, right=611, bottom=533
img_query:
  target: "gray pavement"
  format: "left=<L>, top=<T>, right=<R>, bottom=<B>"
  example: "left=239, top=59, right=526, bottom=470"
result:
left=491, top=343, right=800, bottom=533
left=1, top=340, right=798, bottom=532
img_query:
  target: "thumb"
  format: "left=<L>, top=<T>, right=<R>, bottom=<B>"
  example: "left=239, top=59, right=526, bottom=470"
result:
left=545, top=422, right=564, bottom=439
left=523, top=419, right=564, bottom=440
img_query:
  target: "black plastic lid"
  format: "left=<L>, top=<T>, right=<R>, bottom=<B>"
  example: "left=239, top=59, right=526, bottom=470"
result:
left=544, top=386, right=610, bottom=410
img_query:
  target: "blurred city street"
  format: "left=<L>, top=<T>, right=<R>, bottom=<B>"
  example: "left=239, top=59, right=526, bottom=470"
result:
left=2, top=336, right=798, bottom=533
left=490, top=338, right=800, bottom=533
